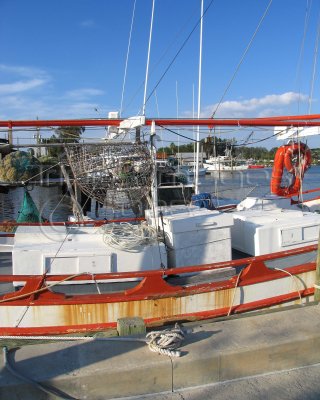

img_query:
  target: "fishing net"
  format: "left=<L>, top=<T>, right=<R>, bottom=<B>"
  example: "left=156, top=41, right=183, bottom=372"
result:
left=16, top=191, right=44, bottom=223
left=65, top=142, right=154, bottom=209
left=0, top=151, right=40, bottom=182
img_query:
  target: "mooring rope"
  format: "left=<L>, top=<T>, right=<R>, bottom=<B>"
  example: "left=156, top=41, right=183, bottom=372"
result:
left=146, top=323, right=185, bottom=357
left=3, top=346, right=76, bottom=400
left=2, top=325, right=186, bottom=398
left=0, top=324, right=186, bottom=357
left=270, top=267, right=303, bottom=304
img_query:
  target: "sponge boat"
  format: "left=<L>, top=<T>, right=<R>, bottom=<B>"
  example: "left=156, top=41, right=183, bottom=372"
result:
left=0, top=115, right=319, bottom=336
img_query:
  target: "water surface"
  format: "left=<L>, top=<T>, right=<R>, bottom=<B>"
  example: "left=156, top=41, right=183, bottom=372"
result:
left=0, top=166, right=319, bottom=221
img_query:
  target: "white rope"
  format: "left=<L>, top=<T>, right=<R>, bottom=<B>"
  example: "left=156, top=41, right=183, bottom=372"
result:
left=146, top=323, right=185, bottom=357
left=101, top=222, right=159, bottom=250
left=48, top=192, right=68, bottom=217
left=21, top=161, right=61, bottom=184
left=86, top=272, right=101, bottom=294
left=3, top=346, right=72, bottom=400
left=270, top=267, right=303, bottom=304
left=1, top=325, right=186, bottom=399
left=0, top=335, right=145, bottom=342
left=0, top=324, right=186, bottom=357
left=1, top=326, right=185, bottom=399
left=314, top=283, right=320, bottom=289
left=227, top=269, right=243, bottom=316
left=1, top=335, right=93, bottom=341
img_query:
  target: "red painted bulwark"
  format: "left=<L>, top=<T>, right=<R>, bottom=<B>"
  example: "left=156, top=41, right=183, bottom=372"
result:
left=0, top=243, right=316, bottom=336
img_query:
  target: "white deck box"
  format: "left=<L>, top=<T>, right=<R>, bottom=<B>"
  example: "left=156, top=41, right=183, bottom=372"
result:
left=236, top=195, right=293, bottom=211
left=160, top=208, right=233, bottom=267
left=12, top=225, right=167, bottom=285
left=231, top=209, right=320, bottom=256
left=145, top=205, right=201, bottom=228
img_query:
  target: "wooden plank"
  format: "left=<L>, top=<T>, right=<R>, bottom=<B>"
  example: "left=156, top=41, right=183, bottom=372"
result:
left=117, top=317, right=146, bottom=336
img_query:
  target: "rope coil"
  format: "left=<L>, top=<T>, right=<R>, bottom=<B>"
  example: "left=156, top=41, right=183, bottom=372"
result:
left=146, top=323, right=185, bottom=357
left=1, top=325, right=187, bottom=398
left=101, top=222, right=160, bottom=250
left=0, top=324, right=186, bottom=358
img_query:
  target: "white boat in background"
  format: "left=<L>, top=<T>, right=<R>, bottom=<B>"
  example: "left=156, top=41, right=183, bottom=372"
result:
left=204, top=155, right=249, bottom=172
left=179, top=164, right=207, bottom=176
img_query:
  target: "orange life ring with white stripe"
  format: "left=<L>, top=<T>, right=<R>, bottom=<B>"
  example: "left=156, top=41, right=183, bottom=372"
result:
left=270, top=142, right=311, bottom=196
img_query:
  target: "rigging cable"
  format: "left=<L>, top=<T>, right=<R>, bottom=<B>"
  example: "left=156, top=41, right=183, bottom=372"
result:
left=211, top=0, right=273, bottom=118
left=295, top=3, right=320, bottom=200
left=143, top=0, right=215, bottom=109
left=157, top=124, right=198, bottom=142
left=157, top=124, right=288, bottom=146
left=232, top=127, right=288, bottom=147
left=123, top=1, right=214, bottom=115
left=295, top=0, right=313, bottom=114
left=20, top=162, right=61, bottom=185
left=308, top=5, right=320, bottom=114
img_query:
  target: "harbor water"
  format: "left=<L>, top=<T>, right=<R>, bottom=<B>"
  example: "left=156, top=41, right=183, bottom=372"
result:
left=0, top=166, right=319, bottom=222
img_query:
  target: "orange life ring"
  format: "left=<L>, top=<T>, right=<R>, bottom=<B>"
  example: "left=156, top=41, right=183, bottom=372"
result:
left=270, top=142, right=311, bottom=196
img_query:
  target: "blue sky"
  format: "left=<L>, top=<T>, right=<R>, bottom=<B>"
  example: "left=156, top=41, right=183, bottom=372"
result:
left=0, top=0, right=320, bottom=148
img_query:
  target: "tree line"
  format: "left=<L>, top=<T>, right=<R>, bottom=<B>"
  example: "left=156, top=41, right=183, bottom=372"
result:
left=39, top=129, right=320, bottom=164
left=158, top=137, right=320, bottom=163
left=39, top=126, right=85, bottom=162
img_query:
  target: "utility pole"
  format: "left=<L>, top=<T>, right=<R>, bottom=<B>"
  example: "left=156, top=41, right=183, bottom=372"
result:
left=135, top=127, right=141, bottom=143
left=8, top=122, right=13, bottom=145
left=35, top=118, right=41, bottom=157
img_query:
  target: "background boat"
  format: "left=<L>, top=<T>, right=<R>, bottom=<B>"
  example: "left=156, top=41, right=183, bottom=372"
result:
left=204, top=156, right=249, bottom=172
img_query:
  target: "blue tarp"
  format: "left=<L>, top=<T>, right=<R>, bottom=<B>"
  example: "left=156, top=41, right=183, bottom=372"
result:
left=191, top=192, right=216, bottom=210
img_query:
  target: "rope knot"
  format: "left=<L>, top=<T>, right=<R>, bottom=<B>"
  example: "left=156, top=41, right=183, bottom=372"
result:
left=146, top=323, right=185, bottom=357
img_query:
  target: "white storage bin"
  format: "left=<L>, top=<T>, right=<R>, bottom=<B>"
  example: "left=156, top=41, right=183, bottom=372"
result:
left=160, top=209, right=233, bottom=267
left=231, top=209, right=320, bottom=256
left=12, top=225, right=167, bottom=285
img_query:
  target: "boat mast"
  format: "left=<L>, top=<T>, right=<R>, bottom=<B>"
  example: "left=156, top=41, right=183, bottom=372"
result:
left=143, top=0, right=158, bottom=212
left=195, top=0, right=204, bottom=194
left=150, top=120, right=158, bottom=211
left=120, top=0, right=137, bottom=117
left=142, top=0, right=155, bottom=116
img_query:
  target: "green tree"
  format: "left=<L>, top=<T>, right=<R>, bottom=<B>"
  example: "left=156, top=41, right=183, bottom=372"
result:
left=169, top=142, right=177, bottom=154
left=42, top=126, right=85, bottom=159
left=54, top=126, right=85, bottom=143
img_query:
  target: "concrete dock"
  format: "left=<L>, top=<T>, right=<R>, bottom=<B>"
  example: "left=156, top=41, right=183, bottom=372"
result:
left=0, top=302, right=320, bottom=399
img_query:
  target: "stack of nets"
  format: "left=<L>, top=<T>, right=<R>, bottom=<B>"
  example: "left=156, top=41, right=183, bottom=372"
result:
left=0, top=151, right=40, bottom=182
left=65, top=142, right=153, bottom=209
